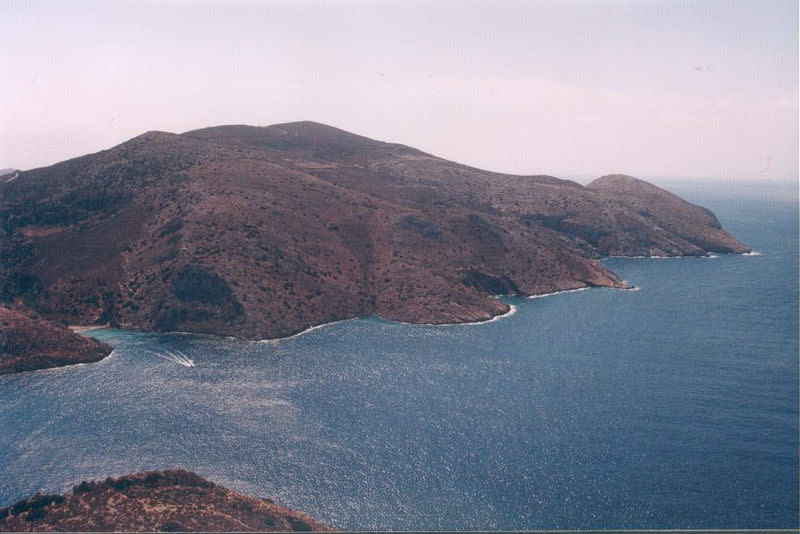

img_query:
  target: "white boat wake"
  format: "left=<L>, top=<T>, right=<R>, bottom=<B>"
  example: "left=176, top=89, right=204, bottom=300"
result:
left=145, top=349, right=195, bottom=367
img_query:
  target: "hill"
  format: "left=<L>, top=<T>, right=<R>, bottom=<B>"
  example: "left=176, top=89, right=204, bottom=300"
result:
left=0, top=307, right=112, bottom=374
left=0, top=469, right=329, bottom=532
left=0, top=122, right=749, bottom=339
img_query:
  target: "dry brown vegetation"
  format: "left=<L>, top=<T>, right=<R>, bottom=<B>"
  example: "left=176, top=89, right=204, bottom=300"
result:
left=0, top=121, right=749, bottom=339
left=0, top=470, right=331, bottom=532
left=0, top=307, right=112, bottom=374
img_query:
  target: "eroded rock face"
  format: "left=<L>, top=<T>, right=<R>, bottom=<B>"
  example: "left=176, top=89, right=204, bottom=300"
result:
left=0, top=307, right=112, bottom=374
left=0, top=469, right=331, bottom=532
left=0, top=122, right=749, bottom=339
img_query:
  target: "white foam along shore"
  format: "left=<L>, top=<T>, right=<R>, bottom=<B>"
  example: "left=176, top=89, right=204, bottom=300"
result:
left=69, top=324, right=109, bottom=333
left=606, top=251, right=760, bottom=259
left=261, top=304, right=523, bottom=340
left=605, top=254, right=704, bottom=259
left=405, top=303, right=519, bottom=328
left=458, top=303, right=518, bottom=325
left=16, top=349, right=117, bottom=376
left=259, top=318, right=350, bottom=343
left=527, top=286, right=591, bottom=299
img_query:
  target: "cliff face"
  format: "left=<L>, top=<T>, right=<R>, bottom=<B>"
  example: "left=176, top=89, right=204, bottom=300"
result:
left=0, top=470, right=330, bottom=532
left=0, top=307, right=112, bottom=374
left=0, top=122, right=749, bottom=339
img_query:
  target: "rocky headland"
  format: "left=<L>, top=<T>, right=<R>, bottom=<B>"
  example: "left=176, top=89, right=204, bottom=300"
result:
left=0, top=470, right=330, bottom=532
left=0, top=121, right=749, bottom=341
left=0, top=307, right=112, bottom=374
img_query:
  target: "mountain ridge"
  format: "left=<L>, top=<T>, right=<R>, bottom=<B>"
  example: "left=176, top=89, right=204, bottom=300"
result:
left=0, top=121, right=749, bottom=340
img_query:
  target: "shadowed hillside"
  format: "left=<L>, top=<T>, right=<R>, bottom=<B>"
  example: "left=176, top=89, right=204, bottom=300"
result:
left=0, top=307, right=112, bottom=374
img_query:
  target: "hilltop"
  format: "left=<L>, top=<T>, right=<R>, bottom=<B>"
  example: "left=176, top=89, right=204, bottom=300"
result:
left=0, top=121, right=749, bottom=340
left=0, top=469, right=330, bottom=532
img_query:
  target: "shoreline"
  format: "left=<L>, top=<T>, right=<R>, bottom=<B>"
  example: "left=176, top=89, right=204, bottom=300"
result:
left=603, top=250, right=758, bottom=260
left=258, top=318, right=351, bottom=343
left=38, top=349, right=117, bottom=373
left=71, top=286, right=617, bottom=345
left=527, top=287, right=591, bottom=299
left=401, top=303, right=519, bottom=328
left=1, top=349, right=116, bottom=378
left=68, top=324, right=109, bottom=333
left=67, top=249, right=758, bottom=345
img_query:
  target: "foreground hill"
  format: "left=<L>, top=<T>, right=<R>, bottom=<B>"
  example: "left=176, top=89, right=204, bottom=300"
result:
left=0, top=470, right=329, bottom=532
left=0, top=307, right=112, bottom=374
left=0, top=121, right=749, bottom=339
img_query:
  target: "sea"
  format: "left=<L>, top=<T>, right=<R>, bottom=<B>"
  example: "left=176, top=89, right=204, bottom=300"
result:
left=1, top=181, right=797, bottom=530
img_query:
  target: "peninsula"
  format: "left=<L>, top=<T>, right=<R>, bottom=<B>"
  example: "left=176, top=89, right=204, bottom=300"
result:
left=0, top=121, right=749, bottom=344
left=0, top=307, right=112, bottom=374
left=0, top=470, right=329, bottom=532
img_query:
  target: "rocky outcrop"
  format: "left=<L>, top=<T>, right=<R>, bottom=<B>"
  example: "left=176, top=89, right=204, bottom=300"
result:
left=0, top=307, right=112, bottom=374
left=586, top=174, right=748, bottom=255
left=0, top=122, right=749, bottom=339
left=0, top=469, right=331, bottom=532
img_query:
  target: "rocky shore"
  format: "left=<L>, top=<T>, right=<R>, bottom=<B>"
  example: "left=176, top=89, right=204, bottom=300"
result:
left=0, top=470, right=330, bottom=532
left=0, top=307, right=112, bottom=374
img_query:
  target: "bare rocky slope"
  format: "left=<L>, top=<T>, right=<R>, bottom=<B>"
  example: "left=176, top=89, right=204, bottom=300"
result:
left=0, top=307, right=112, bottom=374
left=0, top=121, right=749, bottom=339
left=0, top=470, right=330, bottom=532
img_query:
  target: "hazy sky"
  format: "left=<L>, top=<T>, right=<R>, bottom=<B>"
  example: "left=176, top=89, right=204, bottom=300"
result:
left=1, top=0, right=797, bottom=182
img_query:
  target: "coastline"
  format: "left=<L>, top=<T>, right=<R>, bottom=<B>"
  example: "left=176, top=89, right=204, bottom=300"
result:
left=258, top=318, right=351, bottom=343
left=0, top=349, right=117, bottom=378
left=603, top=250, right=759, bottom=260
left=528, top=287, right=591, bottom=299
left=70, top=286, right=618, bottom=345
left=0, top=309, right=115, bottom=376
left=24, top=350, right=117, bottom=375
left=67, top=250, right=761, bottom=346
left=69, top=324, right=109, bottom=333
left=402, top=303, right=519, bottom=328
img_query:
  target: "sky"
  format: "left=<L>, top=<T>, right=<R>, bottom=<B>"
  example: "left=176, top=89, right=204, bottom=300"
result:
left=1, top=0, right=797, bottom=183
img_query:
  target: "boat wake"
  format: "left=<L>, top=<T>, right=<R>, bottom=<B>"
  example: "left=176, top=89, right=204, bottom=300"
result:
left=145, top=349, right=195, bottom=367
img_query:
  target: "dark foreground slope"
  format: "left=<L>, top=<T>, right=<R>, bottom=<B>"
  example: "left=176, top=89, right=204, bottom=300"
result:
left=0, top=307, right=112, bottom=374
left=0, top=470, right=330, bottom=532
left=0, top=122, right=749, bottom=339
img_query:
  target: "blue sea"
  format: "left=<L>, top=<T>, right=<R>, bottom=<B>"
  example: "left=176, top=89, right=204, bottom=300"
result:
left=1, top=182, right=797, bottom=530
